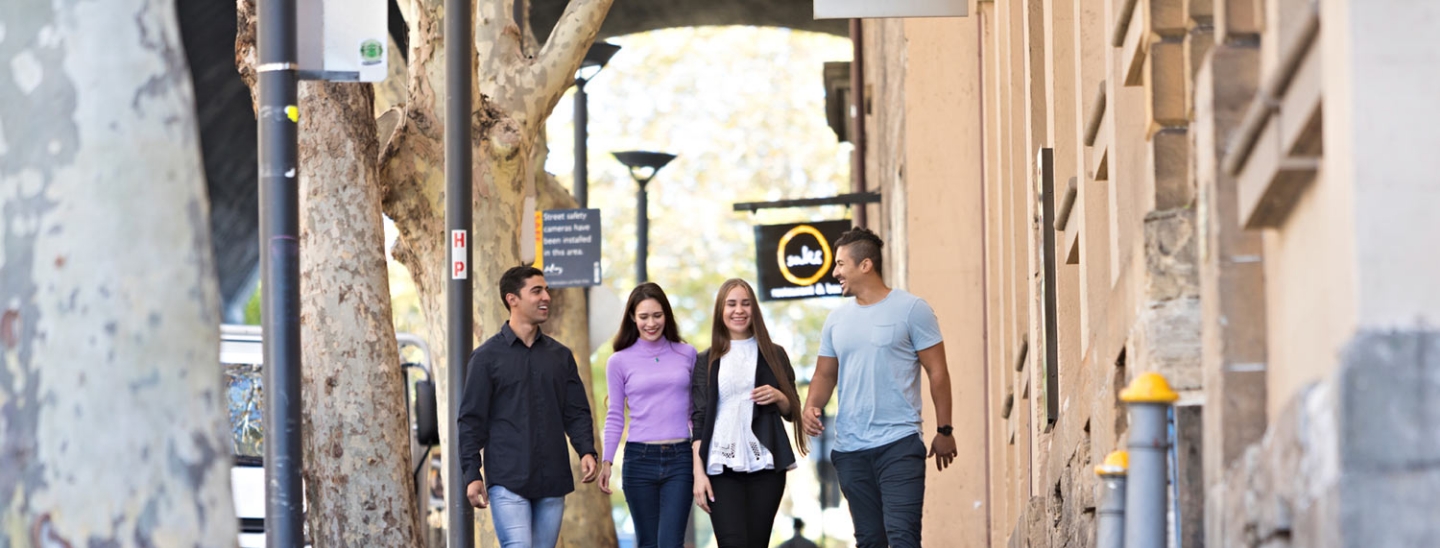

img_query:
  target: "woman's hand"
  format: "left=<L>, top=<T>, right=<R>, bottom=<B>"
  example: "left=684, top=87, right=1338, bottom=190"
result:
left=693, top=470, right=714, bottom=513
left=751, top=385, right=790, bottom=415
left=598, top=461, right=614, bottom=495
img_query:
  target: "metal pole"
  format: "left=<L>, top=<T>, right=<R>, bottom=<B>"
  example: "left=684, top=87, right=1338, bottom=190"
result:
left=1095, top=451, right=1128, bottom=548
left=574, top=79, right=588, bottom=209
left=445, top=0, right=474, bottom=540
left=257, top=0, right=302, bottom=543
left=1121, top=373, right=1178, bottom=548
left=636, top=180, right=648, bottom=284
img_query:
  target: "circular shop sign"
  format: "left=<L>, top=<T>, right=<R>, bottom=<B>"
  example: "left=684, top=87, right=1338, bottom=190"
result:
left=776, top=224, right=833, bottom=287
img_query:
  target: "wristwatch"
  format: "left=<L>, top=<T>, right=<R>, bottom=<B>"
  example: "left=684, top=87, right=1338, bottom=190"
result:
left=936, top=425, right=954, bottom=437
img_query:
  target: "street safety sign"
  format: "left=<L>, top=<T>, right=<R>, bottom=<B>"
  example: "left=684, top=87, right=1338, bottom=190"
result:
left=532, top=209, right=602, bottom=289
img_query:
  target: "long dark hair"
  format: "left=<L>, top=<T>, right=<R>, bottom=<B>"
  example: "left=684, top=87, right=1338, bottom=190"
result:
left=612, top=282, right=683, bottom=352
left=706, top=279, right=808, bottom=456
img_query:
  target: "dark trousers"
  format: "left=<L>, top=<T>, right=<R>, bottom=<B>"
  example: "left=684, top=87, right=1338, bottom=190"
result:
left=832, top=435, right=927, bottom=548
left=622, top=442, right=695, bottom=548
left=707, top=468, right=787, bottom=548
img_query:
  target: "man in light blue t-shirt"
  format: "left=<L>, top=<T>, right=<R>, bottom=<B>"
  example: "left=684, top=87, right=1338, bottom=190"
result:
left=802, top=227, right=955, bottom=548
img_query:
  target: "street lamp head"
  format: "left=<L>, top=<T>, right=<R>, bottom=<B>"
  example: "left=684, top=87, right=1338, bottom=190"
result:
left=577, top=42, right=621, bottom=83
left=612, top=151, right=677, bottom=185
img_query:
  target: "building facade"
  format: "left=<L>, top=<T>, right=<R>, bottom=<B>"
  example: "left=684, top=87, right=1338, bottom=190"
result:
left=851, top=0, right=1440, bottom=545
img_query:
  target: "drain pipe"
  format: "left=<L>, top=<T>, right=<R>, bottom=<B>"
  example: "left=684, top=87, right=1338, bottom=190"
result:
left=1095, top=450, right=1129, bottom=548
left=1121, top=372, right=1179, bottom=548
left=849, top=18, right=868, bottom=229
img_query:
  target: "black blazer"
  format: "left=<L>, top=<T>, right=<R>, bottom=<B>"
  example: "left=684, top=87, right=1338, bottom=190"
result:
left=690, top=345, right=798, bottom=473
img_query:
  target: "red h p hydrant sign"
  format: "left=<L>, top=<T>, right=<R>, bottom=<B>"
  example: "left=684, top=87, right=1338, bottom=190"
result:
left=451, top=230, right=468, bottom=280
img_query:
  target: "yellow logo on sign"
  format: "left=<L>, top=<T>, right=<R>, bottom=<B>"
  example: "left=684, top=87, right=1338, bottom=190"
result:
left=776, top=224, right=832, bottom=287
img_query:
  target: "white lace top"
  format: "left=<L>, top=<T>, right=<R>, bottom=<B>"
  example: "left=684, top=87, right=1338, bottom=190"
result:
left=705, top=338, right=775, bottom=474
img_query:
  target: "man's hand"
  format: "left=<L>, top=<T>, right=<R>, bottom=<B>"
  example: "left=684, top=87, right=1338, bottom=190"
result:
left=801, top=406, right=825, bottom=437
left=466, top=480, right=489, bottom=508
left=928, top=434, right=958, bottom=471
left=598, top=461, right=614, bottom=494
left=580, top=454, right=598, bottom=483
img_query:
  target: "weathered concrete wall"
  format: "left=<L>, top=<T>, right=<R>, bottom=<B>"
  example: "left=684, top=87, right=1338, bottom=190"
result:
left=902, top=16, right=991, bottom=548
left=866, top=18, right=908, bottom=286
left=1214, top=330, right=1440, bottom=548
left=863, top=0, right=1440, bottom=545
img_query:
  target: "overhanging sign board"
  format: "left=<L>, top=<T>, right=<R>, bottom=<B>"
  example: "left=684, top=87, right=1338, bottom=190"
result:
left=534, top=209, right=602, bottom=288
left=815, top=0, right=969, bottom=19
left=298, top=0, right=388, bottom=82
left=755, top=220, right=850, bottom=302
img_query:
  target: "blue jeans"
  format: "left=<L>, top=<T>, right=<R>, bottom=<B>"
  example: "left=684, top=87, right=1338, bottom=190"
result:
left=488, top=484, right=566, bottom=548
left=832, top=435, right=927, bottom=548
left=621, top=441, right=694, bottom=548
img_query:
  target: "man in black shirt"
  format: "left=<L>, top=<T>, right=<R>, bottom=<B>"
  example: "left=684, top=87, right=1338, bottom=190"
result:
left=459, top=266, right=599, bottom=547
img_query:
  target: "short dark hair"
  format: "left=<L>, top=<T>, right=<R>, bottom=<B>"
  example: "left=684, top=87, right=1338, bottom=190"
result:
left=835, top=227, right=884, bottom=275
left=498, top=265, right=544, bottom=311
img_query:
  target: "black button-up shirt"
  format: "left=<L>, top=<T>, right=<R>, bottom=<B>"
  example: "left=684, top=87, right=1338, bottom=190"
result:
left=458, top=322, right=597, bottom=499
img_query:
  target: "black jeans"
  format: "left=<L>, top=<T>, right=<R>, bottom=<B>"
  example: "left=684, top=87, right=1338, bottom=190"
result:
left=707, top=468, right=787, bottom=548
left=832, top=435, right=927, bottom=548
left=622, top=442, right=694, bottom=548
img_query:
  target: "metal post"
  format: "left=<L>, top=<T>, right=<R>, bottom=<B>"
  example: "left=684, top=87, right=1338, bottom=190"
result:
left=445, top=0, right=474, bottom=541
left=257, top=0, right=302, bottom=543
left=1095, top=451, right=1129, bottom=548
left=574, top=79, right=588, bottom=209
left=636, top=181, right=648, bottom=284
left=1121, top=373, right=1179, bottom=548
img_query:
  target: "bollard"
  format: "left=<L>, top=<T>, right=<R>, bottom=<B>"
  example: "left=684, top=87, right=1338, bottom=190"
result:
left=1095, top=451, right=1129, bottom=548
left=1120, top=372, right=1179, bottom=548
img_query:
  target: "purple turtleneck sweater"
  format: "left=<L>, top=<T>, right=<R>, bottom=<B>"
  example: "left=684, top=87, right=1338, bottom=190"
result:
left=602, top=337, right=698, bottom=462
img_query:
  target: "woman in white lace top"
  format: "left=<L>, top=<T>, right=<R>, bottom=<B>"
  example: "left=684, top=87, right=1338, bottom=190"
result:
left=688, top=279, right=807, bottom=548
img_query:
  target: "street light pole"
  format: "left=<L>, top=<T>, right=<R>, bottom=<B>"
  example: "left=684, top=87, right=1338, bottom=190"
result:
left=573, top=42, right=620, bottom=210
left=256, top=0, right=302, bottom=543
left=636, top=180, right=648, bottom=283
left=612, top=151, right=676, bottom=286
left=444, top=0, right=474, bottom=542
left=574, top=78, right=588, bottom=209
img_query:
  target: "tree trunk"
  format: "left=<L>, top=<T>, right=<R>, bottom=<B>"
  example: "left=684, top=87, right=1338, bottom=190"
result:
left=378, top=0, right=617, bottom=544
left=295, top=81, right=426, bottom=546
left=0, top=0, right=236, bottom=544
left=235, top=4, right=426, bottom=545
left=535, top=172, right=617, bottom=548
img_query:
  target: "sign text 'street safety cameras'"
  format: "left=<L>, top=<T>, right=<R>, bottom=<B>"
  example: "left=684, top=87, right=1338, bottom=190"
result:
left=533, top=208, right=602, bottom=288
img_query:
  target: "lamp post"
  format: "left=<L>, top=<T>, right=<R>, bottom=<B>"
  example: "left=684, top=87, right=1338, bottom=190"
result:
left=574, top=42, right=620, bottom=209
left=612, top=151, right=676, bottom=284
left=256, top=0, right=302, bottom=542
left=444, top=0, right=474, bottom=543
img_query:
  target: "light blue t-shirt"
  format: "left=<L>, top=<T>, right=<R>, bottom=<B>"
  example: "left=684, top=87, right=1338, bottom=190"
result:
left=818, top=289, right=943, bottom=452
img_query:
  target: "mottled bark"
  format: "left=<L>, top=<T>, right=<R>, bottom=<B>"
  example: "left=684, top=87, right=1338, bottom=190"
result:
left=0, top=0, right=236, bottom=545
left=294, top=81, right=426, bottom=547
left=235, top=2, right=426, bottom=545
left=377, top=0, right=617, bottom=545
left=535, top=173, right=614, bottom=548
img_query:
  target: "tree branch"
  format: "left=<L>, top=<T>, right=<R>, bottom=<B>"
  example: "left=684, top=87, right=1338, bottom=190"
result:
left=476, top=0, right=526, bottom=80
left=529, top=0, right=614, bottom=116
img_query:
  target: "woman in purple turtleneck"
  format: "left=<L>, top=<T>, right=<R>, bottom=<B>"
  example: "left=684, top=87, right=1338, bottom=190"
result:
left=598, top=283, right=698, bottom=548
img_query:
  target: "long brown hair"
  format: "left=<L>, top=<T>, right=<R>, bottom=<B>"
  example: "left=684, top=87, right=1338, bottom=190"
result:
left=706, top=279, right=808, bottom=456
left=612, top=283, right=683, bottom=352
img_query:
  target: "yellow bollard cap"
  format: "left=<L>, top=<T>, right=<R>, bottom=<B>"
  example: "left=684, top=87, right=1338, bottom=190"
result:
left=1119, top=372, right=1179, bottom=404
left=1095, top=450, right=1129, bottom=476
